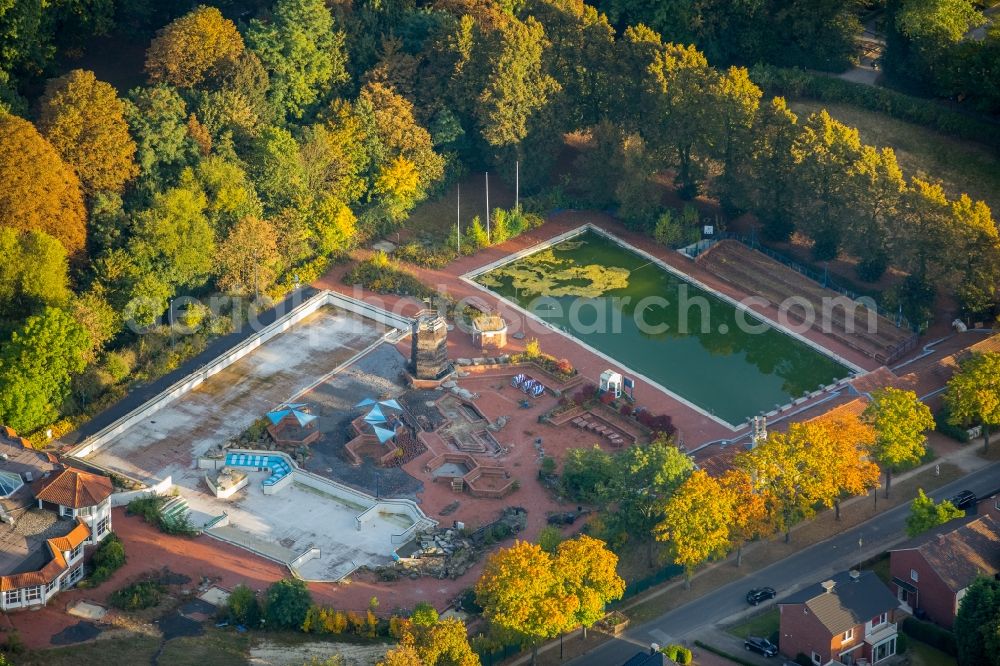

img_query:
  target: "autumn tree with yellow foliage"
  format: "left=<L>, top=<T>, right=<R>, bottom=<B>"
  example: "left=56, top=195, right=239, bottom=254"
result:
left=0, top=114, right=86, bottom=255
left=475, top=537, right=623, bottom=664
left=145, top=6, right=245, bottom=88
left=38, top=69, right=138, bottom=194
left=379, top=615, right=480, bottom=666
left=809, top=410, right=881, bottom=520
left=216, top=216, right=280, bottom=298
left=720, top=469, right=772, bottom=567
left=655, top=469, right=733, bottom=586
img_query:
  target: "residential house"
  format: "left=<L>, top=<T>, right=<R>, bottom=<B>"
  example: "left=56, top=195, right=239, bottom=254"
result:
left=0, top=427, right=114, bottom=611
left=889, top=513, right=1000, bottom=629
left=779, top=570, right=900, bottom=666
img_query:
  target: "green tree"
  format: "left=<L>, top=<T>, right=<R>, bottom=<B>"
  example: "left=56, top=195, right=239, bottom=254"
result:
left=189, top=157, right=264, bottom=232
left=124, top=85, right=198, bottom=188
left=38, top=69, right=137, bottom=194
left=905, top=489, right=965, bottom=537
left=0, top=307, right=90, bottom=433
left=863, top=388, right=934, bottom=497
left=248, top=0, right=349, bottom=118
left=946, top=352, right=1000, bottom=453
left=0, top=228, right=71, bottom=321
left=643, top=42, right=717, bottom=198
left=410, top=602, right=439, bottom=627
left=559, top=445, right=615, bottom=503
left=264, top=578, right=312, bottom=630
left=463, top=216, right=490, bottom=253
left=709, top=66, right=762, bottom=213
left=475, top=15, right=560, bottom=150
left=132, top=183, right=216, bottom=290
left=847, top=146, right=906, bottom=282
left=954, top=576, right=1000, bottom=666
left=0, top=114, right=87, bottom=255
left=608, top=436, right=694, bottom=566
left=789, top=110, right=863, bottom=260
left=145, top=6, right=245, bottom=89
left=747, top=96, right=800, bottom=242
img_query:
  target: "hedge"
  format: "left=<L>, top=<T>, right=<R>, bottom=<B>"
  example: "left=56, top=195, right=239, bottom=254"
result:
left=935, top=405, right=971, bottom=443
left=750, top=65, right=1000, bottom=150
left=902, top=616, right=958, bottom=656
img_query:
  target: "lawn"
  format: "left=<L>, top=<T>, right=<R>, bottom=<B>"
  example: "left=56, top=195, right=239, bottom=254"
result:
left=19, top=635, right=161, bottom=666
left=906, top=637, right=958, bottom=666
left=789, top=99, right=1000, bottom=215
left=156, top=629, right=251, bottom=666
left=727, top=608, right=779, bottom=640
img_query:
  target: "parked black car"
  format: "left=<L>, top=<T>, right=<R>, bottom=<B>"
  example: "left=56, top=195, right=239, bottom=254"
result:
left=948, top=490, right=977, bottom=510
left=744, top=636, right=778, bottom=657
left=746, top=587, right=777, bottom=606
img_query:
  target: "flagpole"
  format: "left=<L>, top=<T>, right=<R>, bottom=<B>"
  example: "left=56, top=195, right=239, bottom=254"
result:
left=456, top=182, right=461, bottom=254
left=485, top=171, right=491, bottom=244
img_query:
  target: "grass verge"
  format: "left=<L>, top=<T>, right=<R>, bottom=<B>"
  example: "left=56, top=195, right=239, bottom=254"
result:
left=789, top=99, right=1000, bottom=214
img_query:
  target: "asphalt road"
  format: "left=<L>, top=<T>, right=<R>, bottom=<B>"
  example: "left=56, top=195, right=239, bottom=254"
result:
left=568, top=462, right=1000, bottom=665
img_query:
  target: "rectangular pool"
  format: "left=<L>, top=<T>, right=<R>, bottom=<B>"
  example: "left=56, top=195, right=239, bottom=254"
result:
left=469, top=227, right=855, bottom=428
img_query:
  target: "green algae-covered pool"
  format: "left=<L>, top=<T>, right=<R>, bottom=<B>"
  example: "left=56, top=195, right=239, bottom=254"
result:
left=473, top=228, right=854, bottom=428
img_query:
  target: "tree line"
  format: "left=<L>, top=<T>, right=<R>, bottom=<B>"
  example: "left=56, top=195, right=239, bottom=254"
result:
left=0, top=0, right=997, bottom=439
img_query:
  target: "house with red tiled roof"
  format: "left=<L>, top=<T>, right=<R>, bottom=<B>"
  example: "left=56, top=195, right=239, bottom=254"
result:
left=0, top=427, right=114, bottom=611
left=889, top=513, right=1000, bottom=628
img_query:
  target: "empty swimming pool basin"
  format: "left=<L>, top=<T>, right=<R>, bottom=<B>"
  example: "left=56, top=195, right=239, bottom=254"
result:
left=225, top=452, right=292, bottom=488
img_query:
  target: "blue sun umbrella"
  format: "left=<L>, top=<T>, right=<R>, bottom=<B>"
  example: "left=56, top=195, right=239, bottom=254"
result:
left=378, top=398, right=403, bottom=411
left=267, top=404, right=317, bottom=427
left=364, top=405, right=387, bottom=423
left=372, top=424, right=396, bottom=443
left=355, top=398, right=377, bottom=408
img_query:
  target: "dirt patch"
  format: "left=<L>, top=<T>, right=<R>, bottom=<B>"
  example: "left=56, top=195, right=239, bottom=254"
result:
left=50, top=621, right=101, bottom=646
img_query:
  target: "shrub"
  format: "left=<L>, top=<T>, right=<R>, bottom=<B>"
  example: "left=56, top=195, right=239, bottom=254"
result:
left=572, top=383, right=598, bottom=406
left=410, top=601, right=438, bottom=626
left=554, top=358, right=574, bottom=376
left=935, top=405, right=971, bottom=442
left=524, top=338, right=542, bottom=359
left=343, top=252, right=434, bottom=298
left=394, top=242, right=456, bottom=269
left=619, top=404, right=633, bottom=417
left=674, top=646, right=692, bottom=665
left=86, top=532, right=125, bottom=586
left=227, top=584, right=261, bottom=627
left=109, top=580, right=166, bottom=611
left=902, top=616, right=957, bottom=656
left=539, top=456, right=557, bottom=477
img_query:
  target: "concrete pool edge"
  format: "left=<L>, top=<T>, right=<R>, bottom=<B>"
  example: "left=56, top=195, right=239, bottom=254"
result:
left=462, top=223, right=868, bottom=431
